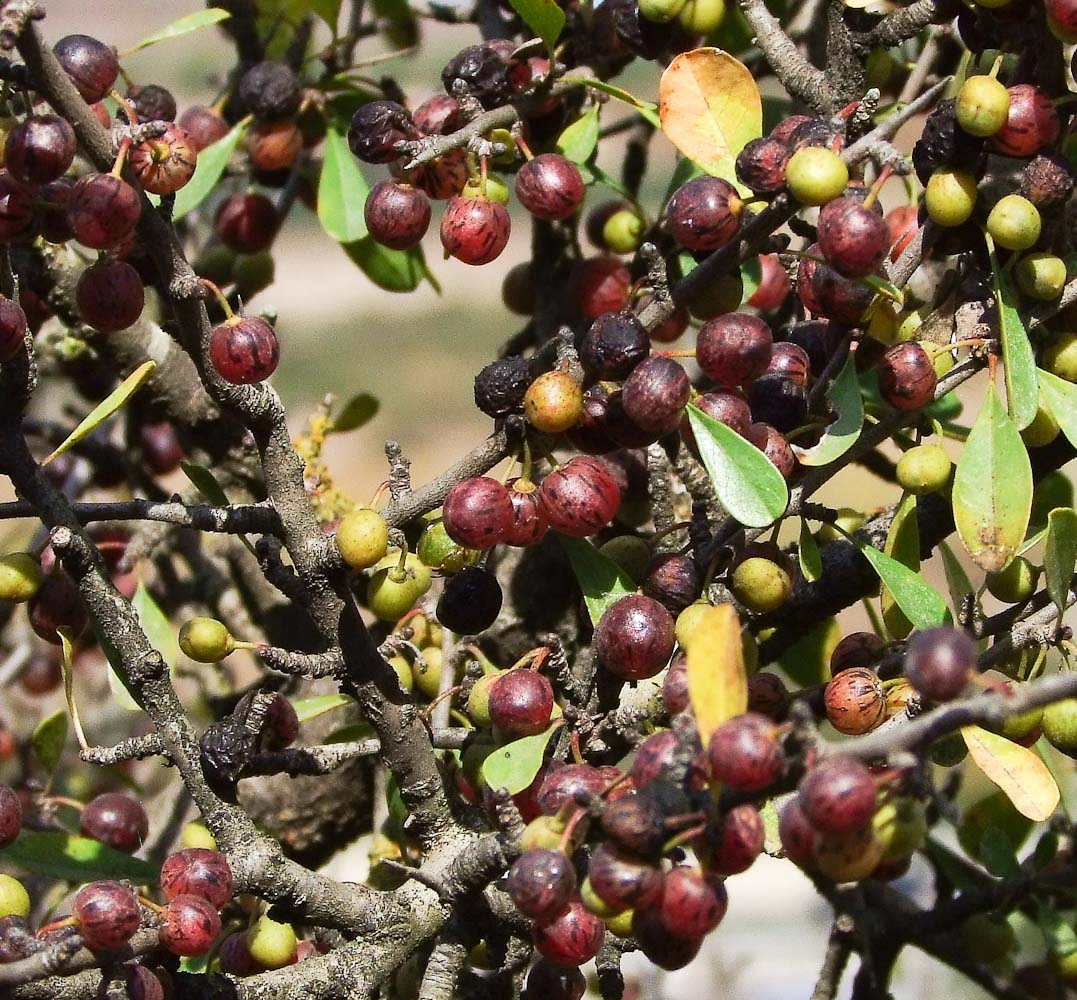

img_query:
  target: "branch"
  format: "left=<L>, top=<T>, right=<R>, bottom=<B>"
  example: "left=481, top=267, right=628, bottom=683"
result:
left=0, top=498, right=281, bottom=535
left=739, top=0, right=831, bottom=112
left=864, top=0, right=947, bottom=49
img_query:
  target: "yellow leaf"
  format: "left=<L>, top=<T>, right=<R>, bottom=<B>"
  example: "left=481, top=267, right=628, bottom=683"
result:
left=659, top=48, right=762, bottom=189
left=685, top=604, right=747, bottom=748
left=962, top=725, right=1059, bottom=822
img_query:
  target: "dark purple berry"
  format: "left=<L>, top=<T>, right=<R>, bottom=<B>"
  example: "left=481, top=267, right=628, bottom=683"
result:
left=600, top=787, right=676, bottom=856
left=707, top=712, right=783, bottom=791
left=349, top=101, right=415, bottom=164
left=0, top=297, right=27, bottom=362
left=364, top=180, right=431, bottom=251
left=4, top=115, right=77, bottom=187
left=594, top=594, right=675, bottom=681
left=53, top=35, right=119, bottom=104
left=515, top=153, right=585, bottom=222
left=489, top=669, right=554, bottom=737
left=621, top=355, right=691, bottom=435
left=79, top=793, right=148, bottom=853
left=537, top=763, right=608, bottom=815
left=580, top=312, right=649, bottom=380
left=736, top=136, right=792, bottom=194
left=685, top=390, right=752, bottom=442
left=905, top=627, right=976, bottom=702
left=127, top=83, right=177, bottom=122
left=507, top=848, right=576, bottom=920
left=214, top=193, right=277, bottom=253
left=209, top=316, right=280, bottom=384
left=654, top=865, right=727, bottom=937
left=538, top=456, right=621, bottom=537
left=238, top=62, right=301, bottom=120
left=706, top=802, right=764, bottom=874
left=140, top=421, right=184, bottom=476
left=179, top=106, right=229, bottom=152
left=818, top=197, right=890, bottom=278
left=73, top=880, right=142, bottom=951
left=76, top=258, right=145, bottom=333
left=747, top=671, right=790, bottom=720
left=437, top=566, right=503, bottom=634
left=631, top=906, right=703, bottom=970
left=160, top=849, right=233, bottom=908
left=779, top=798, right=817, bottom=868
left=666, top=176, right=742, bottom=251
left=261, top=692, right=299, bottom=751
left=36, top=177, right=74, bottom=243
left=798, top=246, right=876, bottom=325
left=0, top=785, right=21, bottom=848
left=442, top=476, right=514, bottom=549
left=766, top=342, right=811, bottom=386
left=662, top=651, right=689, bottom=715
left=631, top=729, right=678, bottom=788
left=696, top=313, right=773, bottom=387
left=587, top=842, right=663, bottom=911
left=28, top=573, right=88, bottom=645
left=524, top=959, right=585, bottom=1000
left=747, top=375, right=808, bottom=433
left=68, top=174, right=140, bottom=250
left=642, top=553, right=701, bottom=614
left=798, top=757, right=877, bottom=835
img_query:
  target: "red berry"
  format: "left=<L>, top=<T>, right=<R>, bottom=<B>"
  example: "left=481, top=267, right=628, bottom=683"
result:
left=666, top=176, right=742, bottom=251
left=531, top=898, right=605, bottom=966
left=594, top=594, right=675, bottom=681
left=506, top=848, right=576, bottom=921
left=642, top=553, right=702, bottom=614
left=209, top=316, right=280, bottom=384
left=886, top=205, right=918, bottom=261
left=631, top=729, right=678, bottom=788
left=706, top=802, right=765, bottom=874
left=631, top=906, right=703, bottom=970
left=696, top=313, right=773, bottom=387
left=818, top=196, right=890, bottom=278
left=0, top=785, right=21, bottom=848
left=76, top=258, right=145, bottom=333
left=571, top=257, right=632, bottom=320
left=621, top=355, right=691, bottom=435
left=178, top=106, right=230, bottom=152
left=73, top=880, right=142, bottom=951
left=748, top=253, right=791, bottom=310
left=79, top=793, right=149, bottom=853
left=128, top=124, right=198, bottom=195
left=878, top=342, right=936, bottom=411
left=68, top=174, right=141, bottom=250
left=504, top=481, right=548, bottom=547
left=707, top=712, right=783, bottom=791
left=53, top=35, right=119, bottom=104
left=4, top=115, right=76, bottom=187
left=0, top=172, right=33, bottom=240
left=990, top=84, right=1060, bottom=158
left=536, top=763, right=609, bottom=815
left=160, top=849, right=233, bottom=908
left=364, top=179, right=431, bottom=250
left=28, top=573, right=88, bottom=645
left=779, top=798, right=817, bottom=869
left=747, top=422, right=797, bottom=479
left=736, top=136, right=792, bottom=194
left=798, top=757, right=877, bottom=835
left=538, top=456, right=621, bottom=537
left=440, top=195, right=510, bottom=265
left=654, top=865, right=728, bottom=938
left=515, top=153, right=585, bottom=222
left=158, top=894, right=221, bottom=957
left=905, top=627, right=976, bottom=702
left=442, top=476, right=514, bottom=549
left=662, top=651, right=689, bottom=716
left=489, top=669, right=555, bottom=737
left=586, top=842, right=664, bottom=911
left=214, top=193, right=278, bottom=254
left=0, top=297, right=27, bottom=362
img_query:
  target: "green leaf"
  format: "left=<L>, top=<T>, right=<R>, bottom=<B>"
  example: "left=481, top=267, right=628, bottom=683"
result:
left=1039, top=903, right=1077, bottom=959
left=686, top=403, right=788, bottom=528
left=881, top=492, right=921, bottom=639
left=777, top=617, right=841, bottom=686
left=740, top=256, right=762, bottom=301
left=556, top=105, right=600, bottom=164
left=794, top=354, right=864, bottom=467
left=570, top=78, right=661, bottom=128
left=798, top=519, right=822, bottom=583
left=330, top=393, right=380, bottom=433
left=1038, top=368, right=1077, bottom=452
left=507, top=0, right=565, bottom=53
left=1045, top=507, right=1077, bottom=616
left=939, top=541, right=976, bottom=620
left=172, top=118, right=250, bottom=220
left=125, top=8, right=231, bottom=53
left=481, top=722, right=562, bottom=795
left=181, top=462, right=230, bottom=506
left=587, top=164, right=634, bottom=201
left=342, top=238, right=427, bottom=292
left=318, top=126, right=369, bottom=244
left=978, top=825, right=1021, bottom=878
left=31, top=709, right=67, bottom=781
left=957, top=790, right=1033, bottom=863
left=988, top=235, right=1038, bottom=431
left=859, top=546, right=950, bottom=630
left=557, top=535, right=636, bottom=627
left=291, top=694, right=355, bottom=723
left=43, top=361, right=156, bottom=467
left=0, top=831, right=158, bottom=884
left=952, top=381, right=1033, bottom=573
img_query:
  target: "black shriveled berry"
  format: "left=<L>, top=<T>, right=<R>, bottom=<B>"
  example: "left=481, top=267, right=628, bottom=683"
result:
left=580, top=312, right=649, bottom=380
left=436, top=566, right=502, bottom=634
left=348, top=101, right=416, bottom=164
left=736, top=136, right=792, bottom=194
left=912, top=99, right=984, bottom=185
left=441, top=44, right=513, bottom=109
left=747, top=375, right=808, bottom=433
left=126, top=84, right=177, bottom=122
left=238, top=62, right=301, bottom=120
left=1020, top=151, right=1074, bottom=209
left=474, top=355, right=532, bottom=417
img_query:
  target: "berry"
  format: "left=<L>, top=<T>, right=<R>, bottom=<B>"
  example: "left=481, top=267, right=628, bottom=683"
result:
left=990, top=85, right=1060, bottom=157
left=79, top=793, right=149, bottom=852
left=812, top=824, right=884, bottom=882
left=489, top=668, right=554, bottom=737
left=538, top=457, right=621, bottom=537
left=642, top=553, right=702, bottom=614
left=218, top=930, right=265, bottom=976
left=505, top=481, right=549, bottom=547
left=507, top=848, right=577, bottom=920
left=824, top=667, right=885, bottom=735
left=129, top=124, right=198, bottom=195
left=209, top=316, right=280, bottom=384
left=925, top=168, right=977, bottom=227
left=600, top=789, right=675, bottom=856
left=706, top=802, right=765, bottom=874
left=747, top=375, right=807, bottom=433
left=785, top=147, right=848, bottom=206
left=765, top=342, right=811, bottom=386
left=904, top=627, right=975, bottom=701
left=515, top=154, right=585, bottom=221
left=18, top=651, right=62, bottom=694
left=631, top=906, right=703, bottom=970
left=736, top=136, right=792, bottom=194
left=1044, top=332, right=1077, bottom=383
left=0, top=172, right=33, bottom=240
left=818, top=196, right=889, bottom=278
left=367, top=552, right=432, bottom=621
left=594, top=594, right=675, bottom=681
left=76, top=258, right=145, bottom=333
left=873, top=797, right=927, bottom=861
left=587, top=843, right=663, bottom=911
left=247, top=914, right=297, bottom=969
left=239, top=62, right=301, bottom=120
left=631, top=729, right=678, bottom=788
left=442, top=476, right=514, bottom=549
left=1042, top=698, right=1077, bottom=756
left=797, top=247, right=876, bottom=325
left=337, top=508, right=389, bottom=569
left=887, top=205, right=919, bottom=262
left=73, top=880, right=141, bottom=951
left=246, top=118, right=303, bottom=172
left=779, top=798, right=817, bottom=868
left=127, top=83, right=177, bottom=123
left=261, top=693, right=299, bottom=750
left=139, top=421, right=183, bottom=475
left=440, top=195, right=511, bottom=265
left=878, top=342, right=937, bottom=411
left=580, top=312, right=649, bottom=380
left=986, top=194, right=1041, bottom=252
left=349, top=101, right=415, bottom=163
left=441, top=44, right=513, bottom=109
left=748, top=670, right=790, bottom=719
left=0, top=876, right=28, bottom=920
left=572, top=256, right=632, bottom=320
left=654, top=865, right=727, bottom=937
left=621, top=355, right=691, bottom=435
left=474, top=355, right=532, bottom=417
left=53, top=35, right=119, bottom=104
left=896, top=443, right=952, bottom=495
left=160, top=849, right=233, bottom=908
left=602, top=209, right=645, bottom=253
left=214, top=193, right=277, bottom=253
left=696, top=313, right=773, bottom=387
left=179, top=106, right=230, bottom=152
left=532, top=898, right=605, bottom=966
left=798, top=757, right=877, bottom=835
left=417, top=520, right=473, bottom=573
left=524, top=370, right=584, bottom=434
left=364, top=180, right=431, bottom=250
left=179, top=617, right=234, bottom=662
left=0, top=552, right=42, bottom=602
left=708, top=712, right=783, bottom=791
left=437, top=565, right=503, bottom=634
left=1020, top=152, right=1074, bottom=208
left=730, top=556, right=791, bottom=613
left=28, top=574, right=88, bottom=644
left=666, top=176, right=742, bottom=251
left=159, top=894, right=221, bottom=957
left=536, top=763, right=608, bottom=814
left=1016, top=252, right=1067, bottom=300
left=4, top=115, right=76, bottom=187
left=831, top=630, right=883, bottom=675
left=912, top=99, right=984, bottom=185
left=524, top=959, right=586, bottom=1000
left=0, top=785, right=21, bottom=848
left=748, top=253, right=791, bottom=311
left=986, top=556, right=1038, bottom=603
left=68, top=174, right=141, bottom=250
left=956, top=75, right=1011, bottom=137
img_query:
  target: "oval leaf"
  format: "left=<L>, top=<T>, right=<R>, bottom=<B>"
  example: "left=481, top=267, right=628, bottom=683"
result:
left=0, top=831, right=159, bottom=884
left=659, top=48, right=762, bottom=186
left=330, top=392, right=380, bottom=433
left=31, top=709, right=67, bottom=780
left=343, top=237, right=427, bottom=292
left=1045, top=507, right=1077, bottom=616
left=126, top=8, right=231, bottom=53
left=686, top=403, right=788, bottom=528
left=859, top=545, right=949, bottom=630
left=685, top=604, right=747, bottom=749
left=181, top=461, right=230, bottom=506
left=507, top=0, right=565, bottom=55
left=798, top=518, right=822, bottom=583
left=962, top=725, right=1060, bottom=822
left=556, top=105, right=600, bottom=165
left=794, top=354, right=864, bottom=466
left=44, top=361, right=156, bottom=466
left=881, top=492, right=920, bottom=639
left=319, top=126, right=370, bottom=244
left=291, top=693, right=355, bottom=723
left=557, top=535, right=636, bottom=627
left=953, top=381, right=1033, bottom=573
left=1037, top=368, right=1077, bottom=452
left=988, top=236, right=1038, bottom=431
left=482, top=721, right=562, bottom=795
left=172, top=118, right=249, bottom=220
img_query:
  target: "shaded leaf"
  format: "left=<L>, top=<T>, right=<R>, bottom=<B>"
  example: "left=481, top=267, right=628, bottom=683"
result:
left=181, top=462, right=231, bottom=506
left=957, top=790, right=1034, bottom=862
left=482, top=722, right=562, bottom=794
left=685, top=604, right=747, bottom=749
left=952, top=381, right=1033, bottom=572
left=318, top=126, right=369, bottom=244
left=556, top=105, right=600, bottom=164
left=862, top=273, right=903, bottom=308
left=58, top=631, right=89, bottom=751
left=133, top=584, right=178, bottom=670
left=658, top=48, right=762, bottom=187
left=978, top=826, right=1021, bottom=878
left=881, top=492, right=920, bottom=639
left=778, top=616, right=841, bottom=686
left=740, top=256, right=762, bottom=301
left=507, top=0, right=565, bottom=54
left=686, top=403, right=788, bottom=528
left=939, top=541, right=975, bottom=620
left=1039, top=903, right=1077, bottom=959
left=43, top=362, right=156, bottom=466
left=573, top=78, right=661, bottom=128
left=0, top=831, right=158, bottom=884
left=292, top=694, right=355, bottom=723
left=557, top=535, right=636, bottom=627
left=343, top=237, right=427, bottom=292
left=798, top=519, right=822, bottom=583
left=31, top=709, right=67, bottom=780
left=1038, top=368, right=1077, bottom=453
left=859, top=545, right=949, bottom=630
left=172, top=118, right=250, bottom=220
left=1045, top=507, right=1077, bottom=616
left=587, top=164, right=634, bottom=201
left=794, top=354, right=863, bottom=467
left=962, top=725, right=1060, bottom=821
left=126, top=8, right=231, bottom=52
left=330, top=393, right=380, bottom=433
left=989, top=236, right=1038, bottom=431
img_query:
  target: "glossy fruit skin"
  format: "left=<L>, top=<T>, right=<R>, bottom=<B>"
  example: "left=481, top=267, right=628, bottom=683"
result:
left=602, top=209, right=645, bottom=253
left=1017, top=252, right=1067, bottom=301
left=925, top=168, right=977, bottom=227
left=489, top=668, right=554, bottom=737
left=364, top=180, right=431, bottom=250
left=798, top=757, right=877, bottom=835
left=504, top=482, right=548, bottom=547
left=642, top=553, right=702, bottom=614
left=587, top=842, right=663, bottom=911
left=666, top=176, right=742, bottom=251
left=507, top=848, right=576, bottom=920
left=1042, top=698, right=1077, bottom=755
left=748, top=423, right=797, bottom=479
left=766, top=342, right=811, bottom=387
left=831, top=631, right=883, bottom=675
left=79, top=793, right=149, bottom=853
left=708, top=712, right=783, bottom=791
left=572, top=257, right=632, bottom=320
left=440, top=195, right=511, bottom=265
left=532, top=898, right=605, bottom=966
left=68, top=174, right=141, bottom=250
left=337, top=508, right=389, bottom=569
left=442, top=476, right=514, bottom=549
left=631, top=729, right=678, bottom=788
left=4, top=115, right=76, bottom=187
left=706, top=802, right=765, bottom=875
left=129, top=125, right=198, bottom=195
left=785, top=147, right=848, bottom=206
left=622, top=355, right=691, bottom=434
left=748, top=671, right=790, bottom=720
left=654, top=865, right=727, bottom=937
left=0, top=786, right=21, bottom=849
left=74, top=880, right=142, bottom=951
left=818, top=197, right=889, bottom=278
left=905, top=627, right=975, bottom=701
left=179, top=106, right=230, bottom=152
left=210, top=316, right=280, bottom=384
left=594, top=594, right=675, bottom=681
left=0, top=296, right=26, bottom=363
left=878, top=342, right=937, bottom=411
left=367, top=554, right=431, bottom=621
left=524, top=370, right=584, bottom=434
left=956, top=75, right=1011, bottom=137
left=0, top=172, right=33, bottom=240
left=896, top=443, right=952, bottom=495
left=990, top=85, right=1060, bottom=157
left=0, top=552, right=42, bottom=602
left=515, top=153, right=585, bottom=221
left=747, top=375, right=807, bottom=433
left=779, top=798, right=817, bottom=868
left=160, top=848, right=233, bottom=908
left=159, top=894, right=221, bottom=957
left=214, top=194, right=278, bottom=253
left=524, top=959, right=586, bottom=1000
left=736, top=136, right=792, bottom=194
left=688, top=389, right=752, bottom=441
left=246, top=915, right=297, bottom=969
left=696, top=313, right=773, bottom=387
left=538, top=457, right=621, bottom=537
left=76, top=258, right=145, bottom=333
left=581, top=312, right=649, bottom=380
left=748, top=253, right=791, bottom=311
left=536, top=763, right=608, bottom=816
left=825, top=667, right=886, bottom=735
left=53, top=35, right=119, bottom=104
left=986, top=194, right=1041, bottom=252
left=28, top=574, right=88, bottom=644
left=731, top=556, right=791, bottom=613
left=179, top=617, right=234, bottom=662
left=632, top=906, right=703, bottom=970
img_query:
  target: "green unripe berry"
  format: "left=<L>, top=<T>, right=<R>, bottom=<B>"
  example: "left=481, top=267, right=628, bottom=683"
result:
left=1016, top=252, right=1067, bottom=301
left=1042, top=697, right=1077, bottom=756
left=674, top=601, right=712, bottom=646
left=1032, top=471, right=1074, bottom=527
left=602, top=209, right=645, bottom=254
left=247, top=914, right=297, bottom=970
left=925, top=168, right=977, bottom=227
left=985, top=556, right=1038, bottom=604
left=872, top=797, right=927, bottom=861
left=337, top=508, right=389, bottom=570
left=462, top=173, right=510, bottom=204
left=412, top=646, right=443, bottom=699
left=987, top=194, right=1041, bottom=252
left=1054, top=950, right=1077, bottom=981
left=580, top=876, right=622, bottom=919
left=606, top=908, right=636, bottom=938
left=816, top=508, right=865, bottom=545
left=813, top=825, right=884, bottom=882
left=466, top=670, right=503, bottom=727
left=598, top=535, right=652, bottom=582
left=731, top=557, right=791, bottom=613
left=0, top=874, right=29, bottom=919
left=487, top=128, right=516, bottom=166
left=524, top=370, right=584, bottom=434
left=989, top=683, right=1043, bottom=743
left=677, top=0, right=727, bottom=32
left=639, top=0, right=688, bottom=23
left=955, top=75, right=1011, bottom=138
left=785, top=147, right=849, bottom=207
left=1042, top=331, right=1077, bottom=383
left=0, top=552, right=43, bottom=603
left=387, top=653, right=415, bottom=692
left=866, top=302, right=899, bottom=345
left=179, top=617, right=235, bottom=662
left=417, top=521, right=475, bottom=573
left=896, top=443, right=952, bottom=495
left=180, top=821, right=218, bottom=851
left=367, top=552, right=432, bottom=621
left=1021, top=399, right=1060, bottom=448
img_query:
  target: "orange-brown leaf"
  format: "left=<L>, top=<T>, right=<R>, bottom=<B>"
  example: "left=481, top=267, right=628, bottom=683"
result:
left=685, top=604, right=747, bottom=748
left=962, top=725, right=1059, bottom=822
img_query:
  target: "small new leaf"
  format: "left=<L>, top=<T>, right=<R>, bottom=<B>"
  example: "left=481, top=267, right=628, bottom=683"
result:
left=126, top=8, right=231, bottom=53
left=507, top=0, right=565, bottom=54
left=798, top=518, right=823, bottom=583
left=988, top=235, right=1038, bottom=430
left=482, top=722, right=562, bottom=795
left=558, top=536, right=636, bottom=627
left=1045, top=507, right=1077, bottom=616
left=556, top=105, right=600, bottom=164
